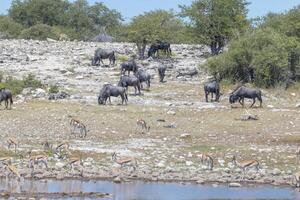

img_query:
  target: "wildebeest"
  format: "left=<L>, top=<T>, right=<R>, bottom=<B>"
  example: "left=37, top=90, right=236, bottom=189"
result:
left=204, top=81, right=220, bottom=102
left=158, top=65, right=167, bottom=82
left=98, top=84, right=128, bottom=105
left=91, top=48, right=116, bottom=67
left=120, top=60, right=138, bottom=75
left=118, top=75, right=141, bottom=95
left=0, top=88, right=13, bottom=109
left=229, top=86, right=262, bottom=108
left=148, top=41, right=171, bottom=58
left=135, top=68, right=151, bottom=89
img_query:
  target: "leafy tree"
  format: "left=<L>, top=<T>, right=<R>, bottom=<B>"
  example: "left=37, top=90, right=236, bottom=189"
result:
left=180, top=0, right=249, bottom=55
left=0, top=16, right=23, bottom=38
left=9, top=0, right=69, bottom=27
left=19, top=24, right=59, bottom=40
left=126, top=10, right=186, bottom=59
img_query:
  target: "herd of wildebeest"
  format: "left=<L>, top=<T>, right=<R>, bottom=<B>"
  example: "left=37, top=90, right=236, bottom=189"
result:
left=2, top=40, right=300, bottom=188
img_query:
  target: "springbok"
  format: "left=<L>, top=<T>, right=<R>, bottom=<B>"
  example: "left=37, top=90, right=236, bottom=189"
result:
left=232, top=155, right=260, bottom=179
left=69, top=116, right=87, bottom=138
left=28, top=155, right=48, bottom=170
left=55, top=142, right=70, bottom=158
left=198, top=153, right=214, bottom=170
left=3, top=163, right=20, bottom=179
left=63, top=157, right=83, bottom=176
left=293, top=171, right=300, bottom=187
left=7, top=138, right=18, bottom=153
left=111, top=152, right=137, bottom=172
left=136, top=119, right=150, bottom=134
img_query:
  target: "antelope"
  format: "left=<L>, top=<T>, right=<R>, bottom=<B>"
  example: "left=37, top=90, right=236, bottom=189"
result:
left=0, top=157, right=12, bottom=166
left=293, top=171, right=300, bottom=187
left=63, top=157, right=83, bottom=176
left=232, top=155, right=260, bottom=179
left=69, top=116, right=87, bottom=138
left=111, top=152, right=138, bottom=172
left=28, top=154, right=48, bottom=170
left=198, top=153, right=214, bottom=170
left=136, top=119, right=150, bottom=134
left=55, top=142, right=70, bottom=158
left=7, top=138, right=18, bottom=153
left=3, top=163, right=20, bottom=179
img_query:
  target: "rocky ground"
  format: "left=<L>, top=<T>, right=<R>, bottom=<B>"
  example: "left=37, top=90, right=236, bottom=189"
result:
left=0, top=39, right=299, bottom=187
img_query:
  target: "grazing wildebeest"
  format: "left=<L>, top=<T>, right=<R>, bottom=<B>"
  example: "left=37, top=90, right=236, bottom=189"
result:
left=229, top=86, right=262, bottom=108
left=148, top=41, right=171, bottom=58
left=118, top=75, right=141, bottom=95
left=91, top=48, right=116, bottom=67
left=0, top=88, right=13, bottom=109
left=120, top=60, right=138, bottom=75
left=98, top=84, right=128, bottom=105
left=135, top=68, right=151, bottom=89
left=158, top=65, right=167, bottom=82
left=204, top=80, right=220, bottom=102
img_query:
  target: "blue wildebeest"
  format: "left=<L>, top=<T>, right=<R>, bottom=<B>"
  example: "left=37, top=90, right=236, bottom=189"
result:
left=120, top=59, right=138, bottom=75
left=148, top=41, right=171, bottom=58
left=0, top=88, right=13, bottom=109
left=158, top=65, right=167, bottom=83
left=135, top=68, right=151, bottom=89
left=229, top=86, right=262, bottom=108
left=118, top=75, right=141, bottom=95
left=91, top=48, right=116, bottom=67
left=204, top=81, right=220, bottom=102
left=98, top=84, right=128, bottom=105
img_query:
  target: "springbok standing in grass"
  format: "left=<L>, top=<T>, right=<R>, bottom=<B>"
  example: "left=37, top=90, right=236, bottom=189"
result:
left=69, top=116, right=87, bottom=138
left=293, top=171, right=300, bottom=187
left=198, top=153, right=214, bottom=170
left=55, top=142, right=70, bottom=158
left=136, top=119, right=150, bottom=134
left=231, top=155, right=260, bottom=179
left=7, top=138, right=18, bottom=153
left=112, top=152, right=138, bottom=172
left=3, top=163, right=20, bottom=179
left=28, top=155, right=48, bottom=171
left=63, top=157, right=84, bottom=176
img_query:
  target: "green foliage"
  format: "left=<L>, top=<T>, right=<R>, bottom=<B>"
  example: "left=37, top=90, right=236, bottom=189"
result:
left=0, top=16, right=23, bottom=38
left=49, top=85, right=59, bottom=93
left=205, top=28, right=300, bottom=87
left=19, top=24, right=59, bottom=40
left=180, top=0, right=249, bottom=55
left=0, top=73, right=44, bottom=95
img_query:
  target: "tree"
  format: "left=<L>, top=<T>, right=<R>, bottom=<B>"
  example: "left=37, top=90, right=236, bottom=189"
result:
left=9, top=0, right=69, bottom=27
left=0, top=16, right=23, bottom=38
left=180, top=0, right=249, bottom=55
left=126, top=10, right=186, bottom=59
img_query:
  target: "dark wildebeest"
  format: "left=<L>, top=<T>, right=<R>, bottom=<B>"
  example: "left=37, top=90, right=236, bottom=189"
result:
left=120, top=60, right=138, bottom=75
left=148, top=41, right=171, bottom=58
left=0, top=88, right=13, bottom=109
left=91, top=48, right=116, bottom=67
left=229, top=86, right=262, bottom=108
left=204, top=81, right=220, bottom=102
left=135, top=68, right=151, bottom=89
left=118, top=75, right=141, bottom=95
left=98, top=84, right=128, bottom=105
left=158, top=65, right=167, bottom=82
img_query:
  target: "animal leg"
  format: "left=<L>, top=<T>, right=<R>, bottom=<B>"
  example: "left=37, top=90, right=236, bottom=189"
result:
left=205, top=92, right=208, bottom=102
left=250, top=98, right=256, bottom=108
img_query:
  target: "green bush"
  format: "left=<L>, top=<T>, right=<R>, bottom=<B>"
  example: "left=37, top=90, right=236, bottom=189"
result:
left=0, top=16, right=23, bottom=39
left=19, top=24, right=59, bottom=40
left=205, top=28, right=300, bottom=88
left=49, top=85, right=59, bottom=93
left=0, top=73, right=44, bottom=95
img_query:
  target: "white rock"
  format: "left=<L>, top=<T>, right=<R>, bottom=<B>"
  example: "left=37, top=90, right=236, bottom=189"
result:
left=296, top=103, right=300, bottom=108
left=229, top=182, right=241, bottom=187
left=186, top=161, right=193, bottom=166
left=272, top=168, right=281, bottom=176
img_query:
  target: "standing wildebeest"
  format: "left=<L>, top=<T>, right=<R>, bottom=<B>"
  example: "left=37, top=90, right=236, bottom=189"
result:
left=229, top=86, right=262, bottom=108
left=148, top=41, right=171, bottom=58
left=118, top=75, right=141, bottom=95
left=135, top=68, right=151, bottom=89
left=0, top=88, right=13, bottom=109
left=91, top=48, right=116, bottom=67
left=158, top=65, right=167, bottom=82
left=204, top=81, right=220, bottom=102
left=98, top=84, right=128, bottom=105
left=120, top=60, right=138, bottom=75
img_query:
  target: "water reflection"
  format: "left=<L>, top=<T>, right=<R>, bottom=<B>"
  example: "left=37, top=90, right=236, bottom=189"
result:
left=0, top=178, right=299, bottom=200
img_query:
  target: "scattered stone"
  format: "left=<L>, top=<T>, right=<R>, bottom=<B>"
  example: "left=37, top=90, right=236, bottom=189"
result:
left=296, top=103, right=300, bottom=108
left=180, top=133, right=191, bottom=139
left=240, top=114, right=258, bottom=121
left=32, top=88, right=47, bottom=98
left=167, top=110, right=176, bottom=115
left=267, top=105, right=274, bottom=108
left=229, top=182, right=242, bottom=187
left=113, top=176, right=122, bottom=183
left=272, top=168, right=281, bottom=176
left=163, top=123, right=176, bottom=128
left=48, top=91, right=70, bottom=100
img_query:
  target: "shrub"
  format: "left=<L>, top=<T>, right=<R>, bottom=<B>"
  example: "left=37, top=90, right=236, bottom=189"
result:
left=49, top=85, right=59, bottom=93
left=19, top=24, right=59, bottom=40
left=0, top=16, right=23, bottom=39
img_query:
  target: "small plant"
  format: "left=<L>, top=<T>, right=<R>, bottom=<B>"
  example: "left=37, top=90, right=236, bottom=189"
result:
left=49, top=85, right=59, bottom=93
left=118, top=54, right=130, bottom=63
